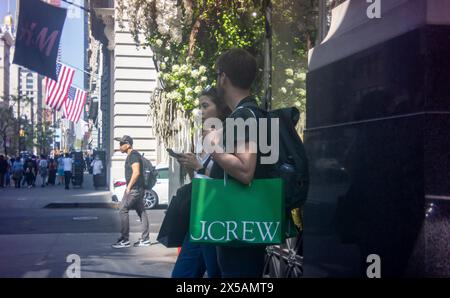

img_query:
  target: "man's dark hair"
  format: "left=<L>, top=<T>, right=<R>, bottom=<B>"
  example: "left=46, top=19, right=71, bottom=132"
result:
left=216, top=48, right=257, bottom=90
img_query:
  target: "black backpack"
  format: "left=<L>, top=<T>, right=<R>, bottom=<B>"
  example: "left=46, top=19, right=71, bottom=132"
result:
left=140, top=155, right=158, bottom=190
left=239, top=103, right=309, bottom=210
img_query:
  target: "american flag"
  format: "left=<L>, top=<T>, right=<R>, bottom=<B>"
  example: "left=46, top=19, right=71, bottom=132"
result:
left=45, top=62, right=75, bottom=111
left=63, top=86, right=87, bottom=123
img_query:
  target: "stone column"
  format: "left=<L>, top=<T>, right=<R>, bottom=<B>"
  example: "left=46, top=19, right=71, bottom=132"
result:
left=109, top=2, right=159, bottom=190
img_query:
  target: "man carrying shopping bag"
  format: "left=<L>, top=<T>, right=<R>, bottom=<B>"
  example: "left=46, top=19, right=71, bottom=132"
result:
left=194, top=48, right=281, bottom=278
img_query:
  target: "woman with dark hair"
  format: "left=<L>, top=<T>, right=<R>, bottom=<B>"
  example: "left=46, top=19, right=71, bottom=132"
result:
left=24, top=158, right=35, bottom=188
left=47, top=158, right=57, bottom=186
left=171, top=87, right=231, bottom=278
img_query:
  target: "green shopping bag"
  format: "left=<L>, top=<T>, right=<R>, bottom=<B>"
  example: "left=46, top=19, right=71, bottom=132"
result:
left=189, top=177, right=287, bottom=245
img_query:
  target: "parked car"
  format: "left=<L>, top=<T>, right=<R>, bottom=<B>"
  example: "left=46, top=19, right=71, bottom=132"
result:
left=112, top=164, right=169, bottom=209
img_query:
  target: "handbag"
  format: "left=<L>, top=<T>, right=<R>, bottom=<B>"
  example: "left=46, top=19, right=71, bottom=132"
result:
left=189, top=177, right=288, bottom=245
left=157, top=183, right=192, bottom=247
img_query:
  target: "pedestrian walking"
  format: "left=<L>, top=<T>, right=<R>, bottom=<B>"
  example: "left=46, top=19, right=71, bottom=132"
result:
left=5, top=157, right=12, bottom=187
left=38, top=155, right=49, bottom=187
left=31, top=155, right=38, bottom=187
left=12, top=157, right=23, bottom=189
left=63, top=153, right=73, bottom=190
left=47, top=158, right=57, bottom=186
left=112, top=135, right=150, bottom=249
left=90, top=155, right=103, bottom=189
left=57, top=155, right=64, bottom=185
left=24, top=158, right=35, bottom=189
left=171, top=87, right=228, bottom=278
left=208, top=48, right=269, bottom=277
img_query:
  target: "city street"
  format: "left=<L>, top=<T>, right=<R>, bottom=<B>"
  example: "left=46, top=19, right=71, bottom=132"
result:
left=0, top=175, right=177, bottom=278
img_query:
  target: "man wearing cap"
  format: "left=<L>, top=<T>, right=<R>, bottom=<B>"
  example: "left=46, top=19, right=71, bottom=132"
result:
left=112, top=135, right=151, bottom=248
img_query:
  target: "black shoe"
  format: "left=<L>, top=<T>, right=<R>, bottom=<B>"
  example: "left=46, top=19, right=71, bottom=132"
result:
left=112, top=239, right=130, bottom=249
left=133, top=238, right=152, bottom=247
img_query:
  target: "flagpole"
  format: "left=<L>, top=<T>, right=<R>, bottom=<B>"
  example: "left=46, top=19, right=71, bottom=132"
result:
left=58, top=60, right=92, bottom=77
left=61, top=0, right=91, bottom=13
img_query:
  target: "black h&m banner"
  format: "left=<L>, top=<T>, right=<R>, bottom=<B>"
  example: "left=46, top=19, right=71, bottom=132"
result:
left=13, top=0, right=67, bottom=80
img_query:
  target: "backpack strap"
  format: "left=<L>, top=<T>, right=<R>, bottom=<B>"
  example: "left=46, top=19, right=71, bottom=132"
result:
left=232, top=102, right=265, bottom=120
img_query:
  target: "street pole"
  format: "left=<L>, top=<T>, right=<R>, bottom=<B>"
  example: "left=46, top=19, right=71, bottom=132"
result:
left=17, top=69, right=21, bottom=154
left=317, top=0, right=328, bottom=44
left=262, top=0, right=272, bottom=111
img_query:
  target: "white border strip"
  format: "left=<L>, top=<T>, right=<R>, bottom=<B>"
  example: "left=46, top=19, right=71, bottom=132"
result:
left=426, top=195, right=450, bottom=201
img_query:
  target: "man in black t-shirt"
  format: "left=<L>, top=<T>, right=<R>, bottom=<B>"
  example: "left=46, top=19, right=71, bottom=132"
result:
left=112, top=135, right=150, bottom=249
left=208, top=48, right=270, bottom=278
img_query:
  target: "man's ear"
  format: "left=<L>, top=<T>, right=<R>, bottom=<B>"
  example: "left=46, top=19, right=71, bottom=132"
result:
left=221, top=73, right=227, bottom=88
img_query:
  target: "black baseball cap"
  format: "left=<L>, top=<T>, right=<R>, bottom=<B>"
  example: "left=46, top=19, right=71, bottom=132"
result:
left=114, top=135, right=133, bottom=146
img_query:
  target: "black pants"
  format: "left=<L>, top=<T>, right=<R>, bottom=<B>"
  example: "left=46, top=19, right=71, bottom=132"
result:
left=64, top=171, right=72, bottom=189
left=48, top=170, right=56, bottom=185
left=216, top=245, right=266, bottom=278
left=13, top=178, right=21, bottom=188
left=119, top=188, right=150, bottom=241
left=26, top=173, right=34, bottom=186
left=0, top=172, right=5, bottom=187
left=93, top=174, right=101, bottom=188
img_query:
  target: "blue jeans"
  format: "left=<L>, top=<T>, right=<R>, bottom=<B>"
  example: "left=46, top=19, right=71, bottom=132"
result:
left=171, top=235, right=221, bottom=278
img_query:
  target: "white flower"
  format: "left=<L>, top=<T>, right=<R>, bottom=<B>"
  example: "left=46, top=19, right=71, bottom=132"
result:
left=194, top=86, right=203, bottom=94
left=165, top=45, right=171, bottom=51
left=164, top=57, right=169, bottom=62
left=155, top=39, right=163, bottom=47
left=286, top=79, right=295, bottom=85
left=172, top=64, right=180, bottom=72
left=285, top=68, right=294, bottom=76
left=180, top=65, right=189, bottom=74
left=179, top=82, right=186, bottom=89
left=160, top=62, right=166, bottom=70
left=295, top=88, right=306, bottom=96
left=280, top=87, right=287, bottom=94
left=191, top=69, right=200, bottom=79
left=184, top=87, right=193, bottom=95
left=186, top=94, right=194, bottom=102
left=295, top=72, right=307, bottom=81
left=199, top=65, right=207, bottom=74
left=194, top=99, right=200, bottom=106
left=295, top=101, right=301, bottom=107
left=200, top=76, right=208, bottom=82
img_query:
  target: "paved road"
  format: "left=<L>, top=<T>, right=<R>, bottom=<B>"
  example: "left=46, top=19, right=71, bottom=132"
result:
left=0, top=174, right=177, bottom=278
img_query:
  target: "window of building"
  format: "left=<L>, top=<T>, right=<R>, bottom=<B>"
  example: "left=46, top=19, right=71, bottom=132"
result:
left=26, top=73, right=33, bottom=90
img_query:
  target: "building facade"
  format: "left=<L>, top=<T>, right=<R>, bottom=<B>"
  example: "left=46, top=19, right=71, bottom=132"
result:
left=88, top=0, right=165, bottom=190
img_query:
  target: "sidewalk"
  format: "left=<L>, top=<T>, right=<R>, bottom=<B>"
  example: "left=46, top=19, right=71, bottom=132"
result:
left=0, top=174, right=178, bottom=278
left=0, top=233, right=177, bottom=278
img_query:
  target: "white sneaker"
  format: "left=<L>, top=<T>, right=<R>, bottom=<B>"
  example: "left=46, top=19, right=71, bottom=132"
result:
left=112, top=239, right=131, bottom=249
